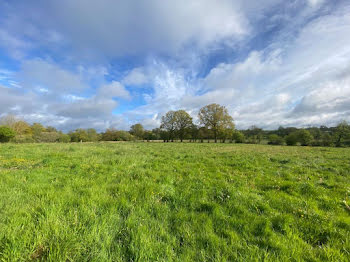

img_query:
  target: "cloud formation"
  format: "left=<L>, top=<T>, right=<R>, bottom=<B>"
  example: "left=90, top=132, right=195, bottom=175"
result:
left=0, top=0, right=349, bottom=131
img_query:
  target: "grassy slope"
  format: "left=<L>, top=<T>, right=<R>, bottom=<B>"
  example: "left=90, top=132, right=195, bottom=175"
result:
left=0, top=143, right=349, bottom=261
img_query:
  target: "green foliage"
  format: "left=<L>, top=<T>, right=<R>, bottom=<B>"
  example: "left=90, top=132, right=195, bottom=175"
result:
left=285, top=132, right=298, bottom=146
left=69, top=129, right=89, bottom=142
left=334, top=121, right=350, bottom=147
left=31, top=123, right=46, bottom=139
left=0, top=143, right=349, bottom=261
left=101, top=129, right=135, bottom=141
left=130, top=124, right=145, bottom=139
left=174, top=110, right=193, bottom=142
left=161, top=111, right=177, bottom=142
left=0, top=126, right=16, bottom=142
left=35, top=132, right=61, bottom=143
left=11, top=135, right=35, bottom=143
left=296, top=129, right=313, bottom=146
left=268, top=134, right=284, bottom=145
left=198, top=103, right=234, bottom=143
left=58, top=133, right=71, bottom=143
left=232, top=130, right=245, bottom=143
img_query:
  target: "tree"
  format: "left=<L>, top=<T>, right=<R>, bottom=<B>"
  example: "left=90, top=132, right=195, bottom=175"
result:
left=246, top=126, right=263, bottom=144
left=198, top=127, right=207, bottom=143
left=285, top=132, right=298, bottom=146
left=0, top=114, right=17, bottom=127
left=31, top=123, right=46, bottom=140
left=297, top=129, right=313, bottom=146
left=189, top=124, right=199, bottom=142
left=268, top=134, right=284, bottom=145
left=232, top=130, right=245, bottom=143
left=198, top=103, right=234, bottom=143
left=58, top=133, right=71, bottom=143
left=174, top=110, right=193, bottom=142
left=69, top=129, right=89, bottom=142
left=0, top=126, right=16, bottom=142
left=161, top=111, right=177, bottom=142
left=334, top=121, right=350, bottom=147
left=322, top=133, right=332, bottom=147
left=219, top=121, right=235, bottom=143
left=46, top=126, right=58, bottom=132
left=87, top=128, right=100, bottom=141
left=130, top=124, right=144, bottom=140
left=12, top=121, right=32, bottom=135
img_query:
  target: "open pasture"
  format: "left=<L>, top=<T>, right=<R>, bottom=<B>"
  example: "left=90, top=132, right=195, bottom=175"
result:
left=0, top=143, right=349, bottom=261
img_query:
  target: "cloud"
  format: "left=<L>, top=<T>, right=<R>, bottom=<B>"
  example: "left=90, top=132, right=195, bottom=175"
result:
left=17, top=59, right=88, bottom=94
left=122, top=68, right=149, bottom=86
left=98, top=81, right=130, bottom=99
left=0, top=0, right=349, bottom=131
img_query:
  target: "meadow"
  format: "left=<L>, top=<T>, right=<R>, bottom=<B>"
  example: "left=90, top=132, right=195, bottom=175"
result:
left=0, top=142, right=349, bottom=261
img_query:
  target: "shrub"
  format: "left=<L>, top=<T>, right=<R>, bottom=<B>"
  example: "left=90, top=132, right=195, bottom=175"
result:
left=58, top=134, right=71, bottom=143
left=11, top=135, right=35, bottom=143
left=268, top=134, right=284, bottom=145
left=232, top=131, right=245, bottom=143
left=285, top=133, right=298, bottom=146
left=297, top=130, right=313, bottom=146
left=35, top=132, right=60, bottom=143
left=0, top=126, right=16, bottom=142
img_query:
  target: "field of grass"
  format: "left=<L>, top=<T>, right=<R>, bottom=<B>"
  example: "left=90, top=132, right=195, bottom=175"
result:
left=0, top=143, right=349, bottom=261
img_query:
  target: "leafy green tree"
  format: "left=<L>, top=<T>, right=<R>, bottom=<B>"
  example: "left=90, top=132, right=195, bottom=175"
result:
left=219, top=122, right=235, bottom=143
left=246, top=126, right=263, bottom=144
left=322, top=133, right=332, bottom=147
left=12, top=121, right=32, bottom=135
left=174, top=110, right=193, bottom=142
left=31, top=123, right=46, bottom=140
left=151, top=128, right=162, bottom=140
left=161, top=111, right=177, bottom=142
left=232, top=130, right=245, bottom=143
left=87, top=128, right=100, bottom=141
left=268, top=134, right=284, bottom=145
left=69, top=129, right=89, bottom=142
left=198, top=127, right=207, bottom=143
left=189, top=124, right=199, bottom=142
left=334, top=121, right=350, bottom=147
left=198, top=103, right=234, bottom=143
left=285, top=132, right=298, bottom=146
left=0, top=126, right=16, bottom=142
left=46, top=126, right=58, bottom=132
left=58, top=133, right=71, bottom=143
left=297, top=129, right=313, bottom=146
left=36, top=132, right=60, bottom=143
left=130, top=124, right=144, bottom=140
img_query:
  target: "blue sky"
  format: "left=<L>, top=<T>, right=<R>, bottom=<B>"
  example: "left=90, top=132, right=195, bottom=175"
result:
left=0, top=0, right=349, bottom=131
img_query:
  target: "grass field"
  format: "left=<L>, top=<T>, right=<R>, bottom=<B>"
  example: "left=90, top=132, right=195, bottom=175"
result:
left=0, top=143, right=349, bottom=261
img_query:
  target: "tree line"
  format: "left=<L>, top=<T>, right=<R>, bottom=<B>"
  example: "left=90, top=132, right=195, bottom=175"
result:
left=1, top=103, right=350, bottom=147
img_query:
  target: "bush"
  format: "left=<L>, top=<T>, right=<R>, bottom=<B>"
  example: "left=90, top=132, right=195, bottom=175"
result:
left=232, top=131, right=245, bottom=143
left=268, top=134, right=284, bottom=145
left=35, top=132, right=60, bottom=143
left=0, top=126, right=16, bottom=142
left=285, top=133, right=298, bottom=146
left=11, top=135, right=35, bottom=143
left=297, top=130, right=313, bottom=146
left=58, top=134, right=71, bottom=143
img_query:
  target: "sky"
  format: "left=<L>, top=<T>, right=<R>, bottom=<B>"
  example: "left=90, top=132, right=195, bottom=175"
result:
left=0, top=0, right=349, bottom=131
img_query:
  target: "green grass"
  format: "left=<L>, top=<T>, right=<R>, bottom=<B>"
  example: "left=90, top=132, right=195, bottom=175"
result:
left=0, top=143, right=349, bottom=261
